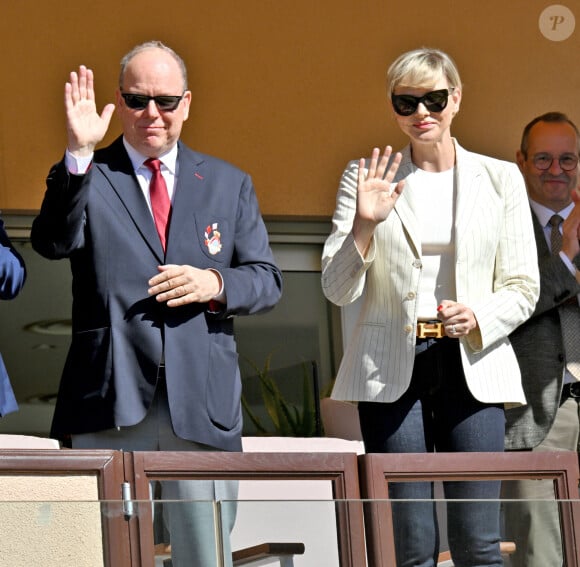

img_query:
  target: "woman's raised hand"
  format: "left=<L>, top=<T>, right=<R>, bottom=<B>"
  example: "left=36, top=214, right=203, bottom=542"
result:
left=353, top=146, right=405, bottom=254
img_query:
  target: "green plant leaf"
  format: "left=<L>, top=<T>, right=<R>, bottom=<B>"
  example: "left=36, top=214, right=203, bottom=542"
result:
left=241, top=393, right=269, bottom=435
left=241, top=353, right=320, bottom=437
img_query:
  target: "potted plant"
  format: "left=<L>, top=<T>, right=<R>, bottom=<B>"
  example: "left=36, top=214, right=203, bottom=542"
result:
left=241, top=353, right=322, bottom=437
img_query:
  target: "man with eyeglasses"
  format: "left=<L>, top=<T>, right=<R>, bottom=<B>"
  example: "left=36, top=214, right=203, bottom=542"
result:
left=503, top=111, right=580, bottom=567
left=31, top=41, right=282, bottom=567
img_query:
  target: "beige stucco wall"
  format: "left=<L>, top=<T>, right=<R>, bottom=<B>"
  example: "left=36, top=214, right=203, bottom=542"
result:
left=0, top=475, right=104, bottom=567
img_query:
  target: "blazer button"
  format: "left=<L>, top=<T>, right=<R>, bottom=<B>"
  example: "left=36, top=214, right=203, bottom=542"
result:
left=558, top=353, right=565, bottom=362
left=412, top=260, right=422, bottom=269
left=404, top=324, right=414, bottom=334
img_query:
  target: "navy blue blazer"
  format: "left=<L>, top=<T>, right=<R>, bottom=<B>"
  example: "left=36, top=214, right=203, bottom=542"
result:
left=31, top=138, right=282, bottom=450
left=0, top=218, right=26, bottom=416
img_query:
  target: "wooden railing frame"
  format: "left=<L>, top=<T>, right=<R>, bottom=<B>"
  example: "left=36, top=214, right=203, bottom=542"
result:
left=0, top=449, right=129, bottom=567
left=1, top=449, right=579, bottom=567
left=128, top=451, right=366, bottom=567
left=358, top=451, right=580, bottom=567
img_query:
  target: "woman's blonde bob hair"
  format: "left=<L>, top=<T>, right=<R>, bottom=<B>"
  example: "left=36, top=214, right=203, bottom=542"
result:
left=387, top=48, right=462, bottom=95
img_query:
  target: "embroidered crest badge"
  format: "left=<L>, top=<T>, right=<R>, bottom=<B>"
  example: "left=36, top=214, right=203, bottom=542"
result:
left=204, top=223, right=222, bottom=255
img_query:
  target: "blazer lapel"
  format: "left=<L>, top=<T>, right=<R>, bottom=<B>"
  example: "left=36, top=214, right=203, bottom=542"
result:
left=393, top=146, right=421, bottom=257
left=97, top=138, right=164, bottom=262
left=531, top=213, right=550, bottom=257
left=165, top=143, right=207, bottom=255
left=453, top=142, right=484, bottom=253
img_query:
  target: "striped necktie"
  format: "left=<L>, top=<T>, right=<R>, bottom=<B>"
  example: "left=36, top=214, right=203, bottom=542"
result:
left=550, top=214, right=580, bottom=379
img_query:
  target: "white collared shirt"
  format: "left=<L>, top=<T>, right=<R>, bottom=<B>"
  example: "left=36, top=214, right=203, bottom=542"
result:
left=65, top=138, right=179, bottom=216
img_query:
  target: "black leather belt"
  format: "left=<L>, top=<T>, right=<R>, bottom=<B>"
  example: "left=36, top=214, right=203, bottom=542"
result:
left=561, top=382, right=580, bottom=401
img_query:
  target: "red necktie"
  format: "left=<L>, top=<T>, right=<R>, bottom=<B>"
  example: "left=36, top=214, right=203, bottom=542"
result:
left=144, top=158, right=171, bottom=250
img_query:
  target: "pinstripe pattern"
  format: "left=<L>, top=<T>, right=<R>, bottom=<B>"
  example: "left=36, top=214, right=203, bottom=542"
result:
left=322, top=141, right=540, bottom=404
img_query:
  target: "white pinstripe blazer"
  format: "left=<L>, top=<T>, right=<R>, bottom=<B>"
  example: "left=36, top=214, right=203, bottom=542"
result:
left=322, top=141, right=540, bottom=405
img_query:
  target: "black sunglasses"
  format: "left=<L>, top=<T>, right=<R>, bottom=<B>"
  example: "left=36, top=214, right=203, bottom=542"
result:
left=391, top=88, right=454, bottom=116
left=121, top=92, right=184, bottom=111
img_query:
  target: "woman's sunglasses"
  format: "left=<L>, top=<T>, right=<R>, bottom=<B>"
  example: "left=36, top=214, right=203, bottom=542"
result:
left=121, top=92, right=184, bottom=111
left=391, top=88, right=454, bottom=117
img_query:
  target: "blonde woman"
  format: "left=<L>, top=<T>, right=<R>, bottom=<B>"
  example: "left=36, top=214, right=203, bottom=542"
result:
left=322, top=48, right=539, bottom=566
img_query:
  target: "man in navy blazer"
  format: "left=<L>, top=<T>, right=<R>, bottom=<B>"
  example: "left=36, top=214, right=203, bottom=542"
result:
left=0, top=217, right=25, bottom=416
left=31, top=41, right=282, bottom=566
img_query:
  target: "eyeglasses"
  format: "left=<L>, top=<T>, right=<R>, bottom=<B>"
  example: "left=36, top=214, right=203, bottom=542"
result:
left=391, top=88, right=454, bottom=116
left=531, top=153, right=579, bottom=172
left=120, top=92, right=184, bottom=111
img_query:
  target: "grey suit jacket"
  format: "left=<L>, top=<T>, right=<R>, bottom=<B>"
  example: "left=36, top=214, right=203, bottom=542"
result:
left=505, top=212, right=580, bottom=450
left=31, top=137, right=282, bottom=451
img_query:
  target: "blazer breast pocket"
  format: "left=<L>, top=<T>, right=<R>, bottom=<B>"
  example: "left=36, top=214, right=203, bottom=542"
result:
left=194, top=214, right=233, bottom=263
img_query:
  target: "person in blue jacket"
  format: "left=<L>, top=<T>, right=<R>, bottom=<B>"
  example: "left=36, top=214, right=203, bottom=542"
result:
left=0, top=215, right=25, bottom=415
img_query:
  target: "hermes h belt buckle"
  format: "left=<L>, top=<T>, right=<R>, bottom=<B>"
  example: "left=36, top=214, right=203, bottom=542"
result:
left=416, top=321, right=446, bottom=339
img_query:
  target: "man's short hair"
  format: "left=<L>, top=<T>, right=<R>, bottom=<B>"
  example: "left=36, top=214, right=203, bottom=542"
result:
left=520, top=112, right=580, bottom=157
left=119, top=40, right=188, bottom=91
